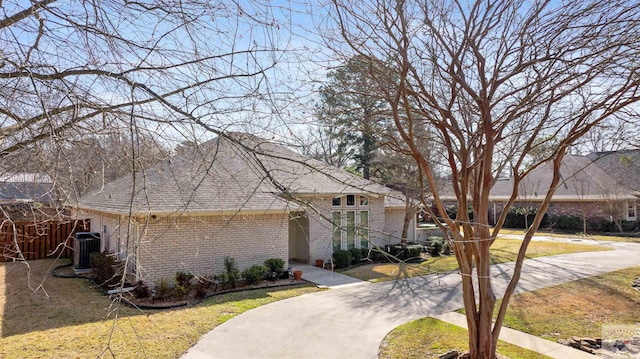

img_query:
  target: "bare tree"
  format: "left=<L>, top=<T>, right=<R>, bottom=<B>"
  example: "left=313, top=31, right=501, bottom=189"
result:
left=324, top=0, right=640, bottom=357
left=0, top=0, right=297, bottom=354
left=0, top=0, right=293, bottom=159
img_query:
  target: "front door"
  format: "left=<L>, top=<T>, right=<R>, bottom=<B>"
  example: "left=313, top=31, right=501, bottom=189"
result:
left=288, top=212, right=310, bottom=263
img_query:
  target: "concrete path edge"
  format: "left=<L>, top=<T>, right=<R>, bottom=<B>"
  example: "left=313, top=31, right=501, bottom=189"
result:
left=432, top=312, right=594, bottom=359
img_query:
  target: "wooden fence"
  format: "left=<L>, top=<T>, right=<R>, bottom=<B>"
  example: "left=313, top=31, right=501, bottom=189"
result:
left=1, top=220, right=90, bottom=261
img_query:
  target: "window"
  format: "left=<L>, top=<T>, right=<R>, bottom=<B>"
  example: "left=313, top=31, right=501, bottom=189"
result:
left=346, top=194, right=355, bottom=206
left=346, top=211, right=355, bottom=248
left=332, top=212, right=342, bottom=251
left=628, top=201, right=637, bottom=221
left=359, top=211, right=369, bottom=249
left=331, top=195, right=370, bottom=250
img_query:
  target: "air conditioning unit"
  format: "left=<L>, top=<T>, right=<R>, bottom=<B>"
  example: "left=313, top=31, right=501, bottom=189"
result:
left=73, top=232, right=101, bottom=269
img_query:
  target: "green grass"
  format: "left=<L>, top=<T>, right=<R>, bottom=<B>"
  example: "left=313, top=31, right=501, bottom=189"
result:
left=0, top=259, right=321, bottom=358
left=379, top=317, right=551, bottom=359
left=341, top=237, right=611, bottom=282
left=496, top=266, right=640, bottom=340
left=499, top=228, right=640, bottom=243
left=382, top=267, right=640, bottom=358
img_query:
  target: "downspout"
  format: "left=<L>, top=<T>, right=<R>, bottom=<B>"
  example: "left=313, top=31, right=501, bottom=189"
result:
left=135, top=217, right=141, bottom=283
left=128, top=216, right=142, bottom=283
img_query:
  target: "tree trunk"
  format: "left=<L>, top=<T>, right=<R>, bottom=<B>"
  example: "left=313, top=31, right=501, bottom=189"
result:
left=400, top=198, right=416, bottom=243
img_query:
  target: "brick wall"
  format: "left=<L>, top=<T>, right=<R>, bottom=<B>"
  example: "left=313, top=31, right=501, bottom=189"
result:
left=384, top=208, right=415, bottom=243
left=136, top=213, right=288, bottom=287
left=306, top=195, right=389, bottom=262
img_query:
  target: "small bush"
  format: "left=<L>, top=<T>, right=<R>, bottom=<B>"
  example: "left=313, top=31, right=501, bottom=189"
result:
left=385, top=244, right=424, bottom=261
left=242, top=265, right=269, bottom=285
left=622, top=220, right=640, bottom=232
left=405, top=245, right=423, bottom=260
left=193, top=279, right=209, bottom=298
left=368, top=245, right=387, bottom=262
left=133, top=280, right=149, bottom=298
left=333, top=250, right=352, bottom=268
left=264, top=258, right=285, bottom=274
left=426, top=236, right=444, bottom=256
left=349, top=248, right=362, bottom=264
left=175, top=284, right=188, bottom=298
left=442, top=240, right=453, bottom=255
left=175, top=271, right=194, bottom=287
left=551, top=215, right=582, bottom=231
left=223, top=257, right=241, bottom=289
left=156, top=278, right=171, bottom=298
left=89, top=252, right=117, bottom=287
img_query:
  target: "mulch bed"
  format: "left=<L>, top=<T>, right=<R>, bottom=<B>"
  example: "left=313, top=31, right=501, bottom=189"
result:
left=51, top=264, right=310, bottom=309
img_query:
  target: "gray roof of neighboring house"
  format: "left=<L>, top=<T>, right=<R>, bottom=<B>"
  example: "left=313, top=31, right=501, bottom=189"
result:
left=490, top=154, right=640, bottom=202
left=587, top=149, right=640, bottom=193
left=0, top=172, right=55, bottom=203
left=78, top=133, right=404, bottom=216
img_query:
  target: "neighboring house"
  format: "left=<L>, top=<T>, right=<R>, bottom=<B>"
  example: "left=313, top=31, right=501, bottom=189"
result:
left=0, top=173, right=55, bottom=204
left=74, top=133, right=412, bottom=286
left=489, top=151, right=640, bottom=228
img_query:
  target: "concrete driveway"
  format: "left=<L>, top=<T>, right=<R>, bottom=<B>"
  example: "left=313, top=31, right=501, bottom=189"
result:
left=183, top=241, right=640, bottom=359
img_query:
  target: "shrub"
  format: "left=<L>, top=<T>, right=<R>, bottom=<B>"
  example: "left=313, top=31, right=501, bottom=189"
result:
left=264, top=258, right=285, bottom=274
left=385, top=244, right=401, bottom=259
left=622, top=220, right=640, bottom=232
left=385, top=244, right=423, bottom=261
left=551, top=215, right=582, bottom=231
left=442, top=240, right=453, bottom=255
left=193, top=279, right=209, bottom=298
left=445, top=205, right=474, bottom=222
left=133, top=280, right=149, bottom=298
left=405, top=245, right=423, bottom=261
left=361, top=246, right=385, bottom=262
left=364, top=245, right=386, bottom=262
left=175, top=284, right=188, bottom=298
left=333, top=250, right=352, bottom=268
left=156, top=278, right=171, bottom=298
left=89, top=252, right=117, bottom=287
left=426, top=236, right=444, bottom=256
left=504, top=207, right=548, bottom=229
left=242, top=265, right=269, bottom=285
left=349, top=248, right=362, bottom=264
left=175, top=271, right=194, bottom=287
left=222, top=257, right=241, bottom=289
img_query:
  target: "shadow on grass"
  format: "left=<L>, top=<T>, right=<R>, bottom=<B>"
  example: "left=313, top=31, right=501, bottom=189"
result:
left=1, top=258, right=312, bottom=338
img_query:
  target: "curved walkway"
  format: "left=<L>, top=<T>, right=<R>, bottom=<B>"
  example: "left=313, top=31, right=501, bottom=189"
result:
left=183, top=241, right=640, bottom=359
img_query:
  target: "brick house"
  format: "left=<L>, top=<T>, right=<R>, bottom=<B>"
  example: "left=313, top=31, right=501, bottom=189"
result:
left=488, top=151, right=640, bottom=229
left=73, top=133, right=411, bottom=286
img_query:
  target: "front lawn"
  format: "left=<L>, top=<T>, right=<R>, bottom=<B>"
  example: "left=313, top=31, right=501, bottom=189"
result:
left=379, top=317, right=551, bottom=359
left=497, top=266, right=640, bottom=340
left=341, top=238, right=611, bottom=282
left=0, top=259, right=320, bottom=358
left=381, top=266, right=640, bottom=358
left=499, top=228, right=640, bottom=243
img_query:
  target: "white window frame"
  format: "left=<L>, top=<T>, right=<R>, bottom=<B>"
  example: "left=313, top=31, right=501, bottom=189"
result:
left=332, top=195, right=369, bottom=251
left=627, top=201, right=637, bottom=221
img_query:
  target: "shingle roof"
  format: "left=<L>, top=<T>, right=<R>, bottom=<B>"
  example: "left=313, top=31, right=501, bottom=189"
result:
left=78, top=133, right=403, bottom=215
left=0, top=172, right=55, bottom=203
left=490, top=154, right=640, bottom=201
left=587, top=149, right=640, bottom=192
